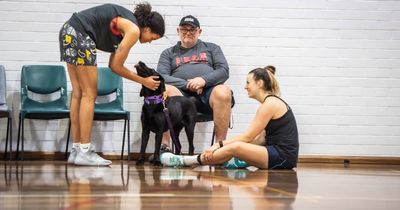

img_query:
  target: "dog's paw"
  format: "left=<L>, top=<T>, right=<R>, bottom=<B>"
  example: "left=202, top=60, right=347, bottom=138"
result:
left=136, top=158, right=146, bottom=165
left=152, top=160, right=162, bottom=166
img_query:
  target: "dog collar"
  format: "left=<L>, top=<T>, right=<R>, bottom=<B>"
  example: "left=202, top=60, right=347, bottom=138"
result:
left=144, top=94, right=164, bottom=105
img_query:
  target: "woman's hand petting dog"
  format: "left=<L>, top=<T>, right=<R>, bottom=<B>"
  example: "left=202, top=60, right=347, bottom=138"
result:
left=142, top=75, right=160, bottom=90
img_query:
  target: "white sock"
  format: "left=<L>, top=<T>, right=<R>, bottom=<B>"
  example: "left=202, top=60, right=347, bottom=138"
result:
left=183, top=155, right=201, bottom=166
left=72, top=143, right=80, bottom=150
left=80, top=143, right=91, bottom=153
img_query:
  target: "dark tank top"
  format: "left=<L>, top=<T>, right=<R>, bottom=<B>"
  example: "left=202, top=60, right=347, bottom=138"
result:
left=68, top=3, right=138, bottom=52
left=264, top=95, right=299, bottom=167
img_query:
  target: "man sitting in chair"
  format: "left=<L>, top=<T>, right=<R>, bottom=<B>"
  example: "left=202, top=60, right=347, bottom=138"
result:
left=157, top=15, right=233, bottom=152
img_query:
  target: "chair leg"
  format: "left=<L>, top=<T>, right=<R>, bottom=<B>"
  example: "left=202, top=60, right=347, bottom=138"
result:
left=65, top=120, right=71, bottom=160
left=4, top=117, right=10, bottom=160
left=8, top=117, right=12, bottom=161
left=127, top=119, right=131, bottom=161
left=210, top=126, right=216, bottom=147
left=21, top=117, right=25, bottom=161
left=120, top=119, right=127, bottom=160
left=16, top=113, right=21, bottom=160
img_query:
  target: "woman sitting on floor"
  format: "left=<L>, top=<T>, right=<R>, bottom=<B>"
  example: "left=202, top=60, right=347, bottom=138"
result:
left=161, top=66, right=299, bottom=169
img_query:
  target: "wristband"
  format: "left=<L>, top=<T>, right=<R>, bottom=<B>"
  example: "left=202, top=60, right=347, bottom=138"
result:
left=218, top=141, right=224, bottom=148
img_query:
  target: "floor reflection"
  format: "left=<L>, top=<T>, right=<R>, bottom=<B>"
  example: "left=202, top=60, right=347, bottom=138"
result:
left=135, top=165, right=298, bottom=210
left=4, top=161, right=398, bottom=210
left=0, top=161, right=300, bottom=210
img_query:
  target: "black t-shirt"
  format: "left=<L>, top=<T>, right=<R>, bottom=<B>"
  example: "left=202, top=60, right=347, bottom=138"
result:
left=264, top=95, right=299, bottom=167
left=68, top=3, right=138, bottom=52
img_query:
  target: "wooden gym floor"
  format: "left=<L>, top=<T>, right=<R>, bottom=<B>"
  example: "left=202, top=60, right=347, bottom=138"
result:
left=1, top=161, right=399, bottom=210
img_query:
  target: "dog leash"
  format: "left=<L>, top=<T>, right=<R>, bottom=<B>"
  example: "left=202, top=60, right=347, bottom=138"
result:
left=144, top=93, right=182, bottom=153
left=162, top=102, right=181, bottom=153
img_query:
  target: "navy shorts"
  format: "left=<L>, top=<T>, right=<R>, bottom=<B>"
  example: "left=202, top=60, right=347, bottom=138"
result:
left=59, top=22, right=97, bottom=66
left=267, top=145, right=295, bottom=169
left=179, top=86, right=234, bottom=114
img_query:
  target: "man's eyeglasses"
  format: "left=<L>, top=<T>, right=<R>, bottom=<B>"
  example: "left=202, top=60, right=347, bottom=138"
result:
left=179, top=27, right=199, bottom=34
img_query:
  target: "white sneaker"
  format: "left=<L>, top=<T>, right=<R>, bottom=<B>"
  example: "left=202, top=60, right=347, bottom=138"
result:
left=67, top=147, right=79, bottom=164
left=74, top=150, right=112, bottom=166
left=160, top=152, right=184, bottom=167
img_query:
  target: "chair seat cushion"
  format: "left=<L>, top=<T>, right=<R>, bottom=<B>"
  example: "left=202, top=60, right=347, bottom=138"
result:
left=21, top=99, right=69, bottom=113
left=0, top=109, right=12, bottom=118
left=94, top=101, right=126, bottom=114
left=20, top=99, right=69, bottom=119
left=94, top=101, right=129, bottom=121
left=196, top=112, right=213, bottom=122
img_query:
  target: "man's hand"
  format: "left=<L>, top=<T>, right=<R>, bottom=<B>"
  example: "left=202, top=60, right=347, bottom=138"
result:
left=187, top=77, right=206, bottom=94
left=142, top=76, right=160, bottom=90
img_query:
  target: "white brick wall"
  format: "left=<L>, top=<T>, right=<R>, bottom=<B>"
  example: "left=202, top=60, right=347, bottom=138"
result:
left=1, top=0, right=399, bottom=157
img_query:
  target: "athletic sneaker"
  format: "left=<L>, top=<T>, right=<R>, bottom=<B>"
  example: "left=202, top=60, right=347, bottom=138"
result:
left=160, top=152, right=184, bottom=167
left=148, top=144, right=173, bottom=162
left=74, top=150, right=112, bottom=166
left=67, top=147, right=79, bottom=164
left=160, top=143, right=172, bottom=153
left=222, top=157, right=249, bottom=169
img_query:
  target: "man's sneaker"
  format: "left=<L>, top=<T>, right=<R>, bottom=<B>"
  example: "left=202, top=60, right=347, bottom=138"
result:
left=74, top=150, right=112, bottom=166
left=149, top=144, right=173, bottom=162
left=160, top=152, right=184, bottom=167
left=222, top=157, right=249, bottom=169
left=160, top=144, right=172, bottom=153
left=67, top=147, right=78, bottom=164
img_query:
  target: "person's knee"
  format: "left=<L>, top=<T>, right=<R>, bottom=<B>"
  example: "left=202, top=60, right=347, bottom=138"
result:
left=165, top=84, right=183, bottom=96
left=210, top=85, right=232, bottom=107
left=81, top=91, right=97, bottom=102
left=71, top=89, right=82, bottom=100
left=226, top=141, right=243, bottom=156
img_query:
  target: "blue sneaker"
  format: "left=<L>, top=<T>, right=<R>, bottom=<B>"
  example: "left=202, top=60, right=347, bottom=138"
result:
left=222, top=157, right=249, bottom=169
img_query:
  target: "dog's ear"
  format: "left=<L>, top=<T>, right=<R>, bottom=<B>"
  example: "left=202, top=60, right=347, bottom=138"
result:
left=159, top=75, right=166, bottom=93
left=140, top=88, right=145, bottom=97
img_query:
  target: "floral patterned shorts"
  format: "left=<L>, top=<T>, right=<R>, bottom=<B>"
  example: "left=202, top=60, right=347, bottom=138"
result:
left=59, top=22, right=97, bottom=66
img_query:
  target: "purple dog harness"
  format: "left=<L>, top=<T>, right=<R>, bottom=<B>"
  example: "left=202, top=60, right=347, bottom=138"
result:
left=144, top=94, right=164, bottom=105
left=143, top=93, right=180, bottom=151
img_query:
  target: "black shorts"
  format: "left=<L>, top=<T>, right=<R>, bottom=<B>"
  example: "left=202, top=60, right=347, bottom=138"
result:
left=59, top=22, right=97, bottom=66
left=267, top=145, right=295, bottom=169
left=179, top=87, right=235, bottom=114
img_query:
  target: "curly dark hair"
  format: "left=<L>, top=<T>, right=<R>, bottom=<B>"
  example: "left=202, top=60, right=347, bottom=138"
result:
left=134, top=2, right=165, bottom=37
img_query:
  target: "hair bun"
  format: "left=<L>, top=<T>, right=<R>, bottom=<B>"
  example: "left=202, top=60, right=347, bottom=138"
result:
left=265, top=65, right=276, bottom=74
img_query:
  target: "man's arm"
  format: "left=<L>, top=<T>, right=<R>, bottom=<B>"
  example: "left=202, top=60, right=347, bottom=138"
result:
left=201, top=44, right=229, bottom=87
left=157, top=49, right=188, bottom=90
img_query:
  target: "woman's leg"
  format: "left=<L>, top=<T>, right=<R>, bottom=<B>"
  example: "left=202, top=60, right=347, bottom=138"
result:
left=75, top=65, right=97, bottom=144
left=72, top=65, right=111, bottom=166
left=161, top=141, right=269, bottom=169
left=66, top=63, right=81, bottom=144
left=201, top=142, right=269, bottom=169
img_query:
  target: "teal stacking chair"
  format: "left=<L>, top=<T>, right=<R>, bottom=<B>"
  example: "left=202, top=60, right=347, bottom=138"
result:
left=0, top=65, right=13, bottom=160
left=64, top=67, right=130, bottom=160
left=17, top=65, right=70, bottom=160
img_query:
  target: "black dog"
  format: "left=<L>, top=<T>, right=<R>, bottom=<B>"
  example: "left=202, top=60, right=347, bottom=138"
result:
left=135, top=61, right=197, bottom=166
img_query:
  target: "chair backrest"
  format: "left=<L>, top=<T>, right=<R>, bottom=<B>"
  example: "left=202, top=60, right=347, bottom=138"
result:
left=0, top=65, right=6, bottom=107
left=96, top=67, right=123, bottom=105
left=20, top=65, right=68, bottom=106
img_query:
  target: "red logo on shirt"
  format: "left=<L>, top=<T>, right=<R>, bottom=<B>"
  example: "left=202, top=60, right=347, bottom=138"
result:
left=175, top=52, right=208, bottom=68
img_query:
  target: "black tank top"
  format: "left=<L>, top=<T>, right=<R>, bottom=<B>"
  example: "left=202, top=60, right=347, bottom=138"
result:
left=264, top=95, right=299, bottom=167
left=68, top=4, right=138, bottom=52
